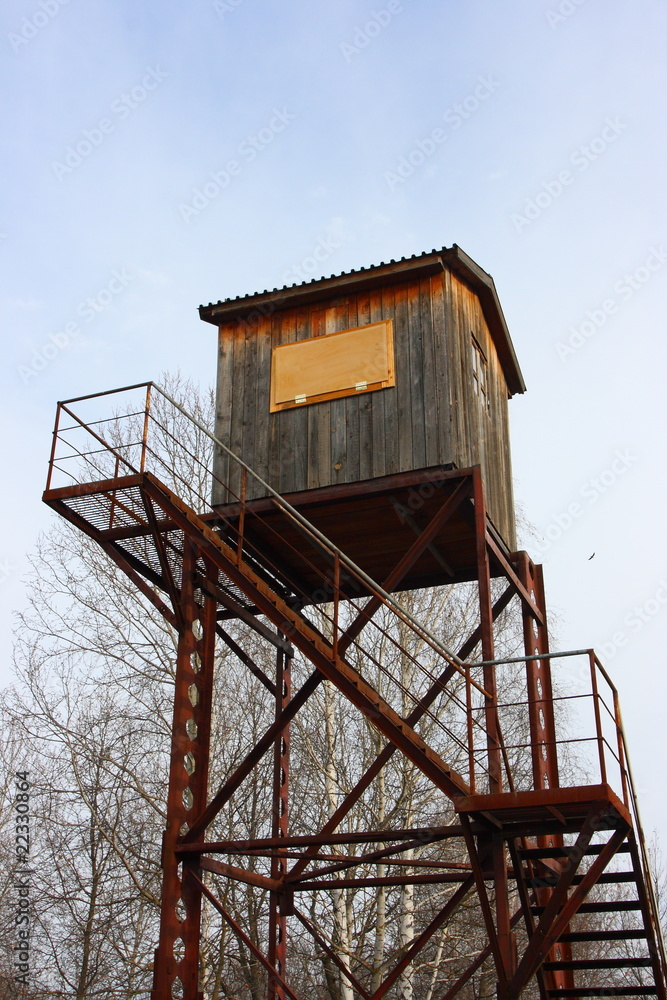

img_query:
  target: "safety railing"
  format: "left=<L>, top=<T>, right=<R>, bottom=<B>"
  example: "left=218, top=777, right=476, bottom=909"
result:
left=463, top=648, right=629, bottom=801
left=45, top=382, right=498, bottom=792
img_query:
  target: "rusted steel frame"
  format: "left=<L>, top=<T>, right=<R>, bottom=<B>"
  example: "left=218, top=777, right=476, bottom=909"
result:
left=514, top=550, right=572, bottom=997
left=177, top=825, right=464, bottom=854
left=236, top=467, right=247, bottom=564
left=472, top=468, right=501, bottom=794
left=619, top=716, right=667, bottom=984
left=293, top=872, right=472, bottom=891
left=460, top=815, right=507, bottom=989
left=100, top=511, right=187, bottom=542
left=506, top=812, right=624, bottom=997
left=99, top=540, right=178, bottom=628
left=269, top=646, right=291, bottom=1000
left=492, top=831, right=515, bottom=981
left=179, top=581, right=216, bottom=1000
left=588, top=651, right=608, bottom=785
left=199, top=576, right=293, bottom=654
left=287, top=587, right=514, bottom=881
left=152, top=540, right=211, bottom=1000
left=142, top=478, right=471, bottom=805
left=516, top=553, right=559, bottom=795
left=506, top=839, right=549, bottom=1000
left=210, top=851, right=468, bottom=871
left=466, top=664, right=475, bottom=791
left=142, top=493, right=186, bottom=630
left=612, top=688, right=630, bottom=796
left=216, top=465, right=466, bottom=519
left=332, top=553, right=340, bottom=661
left=216, top=624, right=276, bottom=696
left=287, top=835, right=467, bottom=883
left=191, top=577, right=216, bottom=818
left=44, top=471, right=144, bottom=502
left=627, top=832, right=667, bottom=1000
left=191, top=874, right=304, bottom=1000
left=513, top=825, right=630, bottom=993
left=200, top=856, right=281, bottom=891
left=60, top=379, right=154, bottom=406
left=46, top=402, right=64, bottom=491
left=395, top=505, right=455, bottom=578
left=293, top=908, right=372, bottom=1000
left=336, top=477, right=472, bottom=653
left=485, top=535, right=544, bottom=625
left=371, top=876, right=475, bottom=1000
left=58, top=401, right=139, bottom=475
left=493, top=710, right=515, bottom=794
left=140, top=383, right=152, bottom=473
left=437, top=908, right=524, bottom=1000
left=49, top=476, right=151, bottom=543
left=183, top=670, right=322, bottom=844
left=108, top=455, right=122, bottom=529
left=471, top=470, right=509, bottom=985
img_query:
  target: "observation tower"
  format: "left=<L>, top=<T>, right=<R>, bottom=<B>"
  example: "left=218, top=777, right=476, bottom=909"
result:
left=43, top=245, right=666, bottom=1000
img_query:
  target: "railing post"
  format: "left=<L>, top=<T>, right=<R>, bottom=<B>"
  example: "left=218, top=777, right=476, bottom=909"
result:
left=332, top=552, right=340, bottom=663
left=588, top=651, right=607, bottom=786
left=109, top=455, right=121, bottom=530
left=466, top=664, right=475, bottom=793
left=237, top=468, right=247, bottom=565
left=46, top=403, right=62, bottom=491
left=611, top=682, right=629, bottom=806
left=140, top=383, right=152, bottom=473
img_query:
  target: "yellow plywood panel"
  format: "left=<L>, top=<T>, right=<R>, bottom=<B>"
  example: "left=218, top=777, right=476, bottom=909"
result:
left=270, top=320, right=395, bottom=412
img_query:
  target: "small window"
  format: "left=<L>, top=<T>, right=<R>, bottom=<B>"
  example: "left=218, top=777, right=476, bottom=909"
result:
left=270, top=320, right=395, bottom=412
left=471, top=336, right=490, bottom=414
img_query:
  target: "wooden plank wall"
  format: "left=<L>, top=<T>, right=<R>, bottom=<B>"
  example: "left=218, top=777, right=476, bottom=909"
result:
left=212, top=270, right=517, bottom=548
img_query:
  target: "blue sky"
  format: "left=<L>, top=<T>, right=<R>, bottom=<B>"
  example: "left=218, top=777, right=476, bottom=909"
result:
left=1, top=0, right=666, bottom=833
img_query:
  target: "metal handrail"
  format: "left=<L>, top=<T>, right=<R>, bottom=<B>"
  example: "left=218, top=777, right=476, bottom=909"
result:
left=46, top=381, right=500, bottom=788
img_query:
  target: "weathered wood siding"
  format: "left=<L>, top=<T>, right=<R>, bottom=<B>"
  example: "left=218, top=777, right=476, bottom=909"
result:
left=213, top=268, right=516, bottom=548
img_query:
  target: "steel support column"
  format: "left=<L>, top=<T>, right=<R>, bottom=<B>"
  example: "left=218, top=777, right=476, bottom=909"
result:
left=151, top=542, right=216, bottom=1000
left=268, top=645, right=292, bottom=1000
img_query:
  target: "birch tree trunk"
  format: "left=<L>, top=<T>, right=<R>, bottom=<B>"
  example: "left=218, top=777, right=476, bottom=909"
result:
left=324, top=678, right=354, bottom=1000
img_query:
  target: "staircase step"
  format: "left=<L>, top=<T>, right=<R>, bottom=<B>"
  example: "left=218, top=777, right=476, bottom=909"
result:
left=545, top=958, right=653, bottom=971
left=532, top=900, right=641, bottom=915
left=559, top=930, right=646, bottom=943
left=526, top=871, right=636, bottom=890
left=520, top=844, right=631, bottom=860
left=546, top=990, right=657, bottom=998
left=571, top=871, right=637, bottom=885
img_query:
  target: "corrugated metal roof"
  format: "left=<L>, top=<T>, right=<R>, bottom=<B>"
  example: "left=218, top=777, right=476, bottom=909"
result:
left=199, top=244, right=526, bottom=395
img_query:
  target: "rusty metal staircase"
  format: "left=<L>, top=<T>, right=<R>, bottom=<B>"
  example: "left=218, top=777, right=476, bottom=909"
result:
left=42, top=382, right=667, bottom=1000
left=523, top=830, right=664, bottom=999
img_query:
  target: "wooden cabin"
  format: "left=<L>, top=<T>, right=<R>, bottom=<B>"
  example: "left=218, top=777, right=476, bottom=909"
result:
left=199, top=245, right=525, bottom=552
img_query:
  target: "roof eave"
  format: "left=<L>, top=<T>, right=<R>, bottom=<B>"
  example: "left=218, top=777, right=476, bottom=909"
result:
left=199, top=245, right=526, bottom=397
